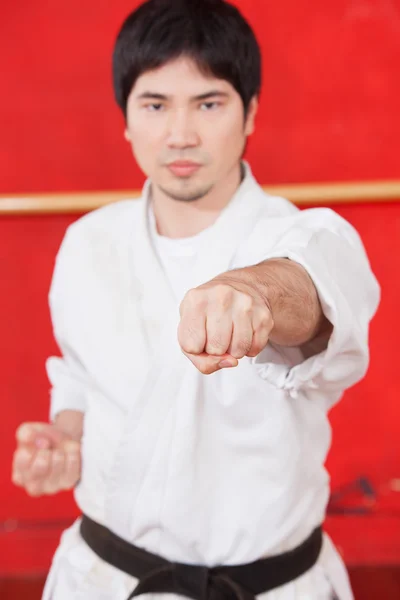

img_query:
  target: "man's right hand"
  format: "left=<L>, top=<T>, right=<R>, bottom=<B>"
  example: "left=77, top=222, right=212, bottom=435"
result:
left=12, top=422, right=82, bottom=497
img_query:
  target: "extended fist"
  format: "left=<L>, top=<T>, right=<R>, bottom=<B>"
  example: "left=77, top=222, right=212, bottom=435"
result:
left=178, top=276, right=274, bottom=375
left=12, top=422, right=81, bottom=497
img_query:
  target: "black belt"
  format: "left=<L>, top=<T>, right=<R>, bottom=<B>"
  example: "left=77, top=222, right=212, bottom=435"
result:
left=80, top=515, right=323, bottom=600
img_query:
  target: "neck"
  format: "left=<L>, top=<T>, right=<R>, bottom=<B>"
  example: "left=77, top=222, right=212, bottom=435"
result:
left=151, top=163, right=243, bottom=239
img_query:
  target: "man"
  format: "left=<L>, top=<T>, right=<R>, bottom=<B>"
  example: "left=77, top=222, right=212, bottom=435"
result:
left=12, top=1, right=379, bottom=599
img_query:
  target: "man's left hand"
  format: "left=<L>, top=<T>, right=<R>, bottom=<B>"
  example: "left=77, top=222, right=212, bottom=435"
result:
left=178, top=274, right=274, bottom=375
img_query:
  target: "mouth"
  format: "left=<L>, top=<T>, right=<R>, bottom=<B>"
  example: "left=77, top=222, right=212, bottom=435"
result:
left=167, top=161, right=202, bottom=178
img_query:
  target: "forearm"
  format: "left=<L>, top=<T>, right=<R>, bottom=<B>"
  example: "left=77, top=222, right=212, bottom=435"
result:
left=53, top=410, right=84, bottom=442
left=224, top=258, right=331, bottom=347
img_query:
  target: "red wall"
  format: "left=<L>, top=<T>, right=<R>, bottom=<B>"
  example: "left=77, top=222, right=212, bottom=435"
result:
left=2, top=0, right=400, bottom=191
left=1, top=0, right=399, bottom=574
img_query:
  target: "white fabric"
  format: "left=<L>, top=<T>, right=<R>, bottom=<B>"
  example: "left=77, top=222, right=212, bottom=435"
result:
left=148, top=205, right=214, bottom=303
left=44, top=163, right=380, bottom=600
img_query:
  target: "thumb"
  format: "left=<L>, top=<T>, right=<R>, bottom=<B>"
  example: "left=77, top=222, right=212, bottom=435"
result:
left=16, top=422, right=70, bottom=450
left=183, top=352, right=238, bottom=375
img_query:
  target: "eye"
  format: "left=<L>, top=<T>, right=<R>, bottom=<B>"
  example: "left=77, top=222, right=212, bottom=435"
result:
left=145, top=103, right=164, bottom=112
left=200, top=102, right=220, bottom=111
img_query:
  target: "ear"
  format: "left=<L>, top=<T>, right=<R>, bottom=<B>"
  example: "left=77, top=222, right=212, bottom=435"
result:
left=244, top=96, right=258, bottom=136
left=124, top=128, right=131, bottom=143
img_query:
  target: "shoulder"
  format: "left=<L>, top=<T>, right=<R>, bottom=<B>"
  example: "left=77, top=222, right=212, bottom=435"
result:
left=249, top=172, right=352, bottom=233
left=65, top=197, right=143, bottom=244
left=52, top=197, right=144, bottom=276
left=236, top=194, right=364, bottom=267
left=258, top=190, right=300, bottom=218
left=256, top=187, right=351, bottom=232
left=255, top=188, right=357, bottom=237
left=49, top=198, right=144, bottom=298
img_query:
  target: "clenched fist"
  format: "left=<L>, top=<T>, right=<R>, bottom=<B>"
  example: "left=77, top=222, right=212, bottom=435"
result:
left=178, top=274, right=274, bottom=375
left=12, top=419, right=82, bottom=497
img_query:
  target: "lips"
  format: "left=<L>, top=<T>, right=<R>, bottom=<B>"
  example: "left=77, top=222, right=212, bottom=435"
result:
left=167, top=161, right=201, bottom=177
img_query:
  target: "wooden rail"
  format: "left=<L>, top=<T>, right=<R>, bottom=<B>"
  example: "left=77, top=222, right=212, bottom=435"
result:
left=0, top=180, right=399, bottom=215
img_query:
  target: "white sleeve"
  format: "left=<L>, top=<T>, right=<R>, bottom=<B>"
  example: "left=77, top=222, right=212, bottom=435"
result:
left=250, top=208, right=381, bottom=406
left=46, top=228, right=88, bottom=421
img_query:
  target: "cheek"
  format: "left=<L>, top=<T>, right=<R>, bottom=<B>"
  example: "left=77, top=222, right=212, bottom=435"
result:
left=129, top=119, right=160, bottom=143
left=127, top=121, right=164, bottom=161
left=206, top=118, right=245, bottom=158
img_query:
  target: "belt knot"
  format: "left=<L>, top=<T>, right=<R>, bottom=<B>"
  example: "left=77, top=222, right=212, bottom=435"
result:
left=128, top=562, right=255, bottom=600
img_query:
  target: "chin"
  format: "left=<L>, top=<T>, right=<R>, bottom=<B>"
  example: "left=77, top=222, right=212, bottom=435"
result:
left=159, top=182, right=213, bottom=203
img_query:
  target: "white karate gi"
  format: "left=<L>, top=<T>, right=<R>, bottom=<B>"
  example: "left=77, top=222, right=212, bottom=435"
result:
left=42, top=163, right=380, bottom=600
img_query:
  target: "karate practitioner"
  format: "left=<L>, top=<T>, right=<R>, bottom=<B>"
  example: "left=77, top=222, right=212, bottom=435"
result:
left=12, top=1, right=380, bottom=599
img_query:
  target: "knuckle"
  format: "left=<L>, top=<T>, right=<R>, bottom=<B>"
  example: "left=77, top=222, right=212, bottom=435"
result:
left=214, top=284, right=234, bottom=307
left=66, top=446, right=81, bottom=460
left=16, top=421, right=30, bottom=434
left=15, top=423, right=31, bottom=444
left=52, top=450, right=64, bottom=464
left=35, top=456, right=49, bottom=471
left=178, top=328, right=202, bottom=354
left=15, top=423, right=25, bottom=439
left=22, top=449, right=35, bottom=466
left=63, top=440, right=81, bottom=453
left=259, top=320, right=273, bottom=338
left=11, top=451, right=20, bottom=470
left=32, top=463, right=47, bottom=478
left=239, top=337, right=253, bottom=352
left=259, top=317, right=271, bottom=330
left=183, top=288, right=207, bottom=310
left=180, top=341, right=202, bottom=355
left=207, top=334, right=226, bottom=351
left=249, top=342, right=263, bottom=357
left=232, top=338, right=252, bottom=358
left=26, top=484, right=41, bottom=497
left=259, top=306, right=273, bottom=326
left=12, top=472, right=22, bottom=487
left=238, top=293, right=254, bottom=312
left=17, top=447, right=32, bottom=461
left=184, top=345, right=200, bottom=355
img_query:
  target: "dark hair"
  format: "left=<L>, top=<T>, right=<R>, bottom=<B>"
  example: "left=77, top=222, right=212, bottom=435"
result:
left=112, top=0, right=261, bottom=117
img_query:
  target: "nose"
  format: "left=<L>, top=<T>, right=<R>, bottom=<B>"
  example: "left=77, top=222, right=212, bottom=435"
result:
left=166, top=108, right=200, bottom=149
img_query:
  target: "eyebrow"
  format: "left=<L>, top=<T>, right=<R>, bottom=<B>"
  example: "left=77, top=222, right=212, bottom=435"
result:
left=136, top=91, right=230, bottom=101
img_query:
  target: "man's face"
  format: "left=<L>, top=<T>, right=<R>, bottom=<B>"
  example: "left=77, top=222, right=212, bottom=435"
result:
left=124, top=57, right=258, bottom=202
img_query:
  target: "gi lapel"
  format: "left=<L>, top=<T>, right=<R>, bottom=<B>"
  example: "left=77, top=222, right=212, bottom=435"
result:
left=105, top=166, right=270, bottom=536
left=183, top=163, right=269, bottom=290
